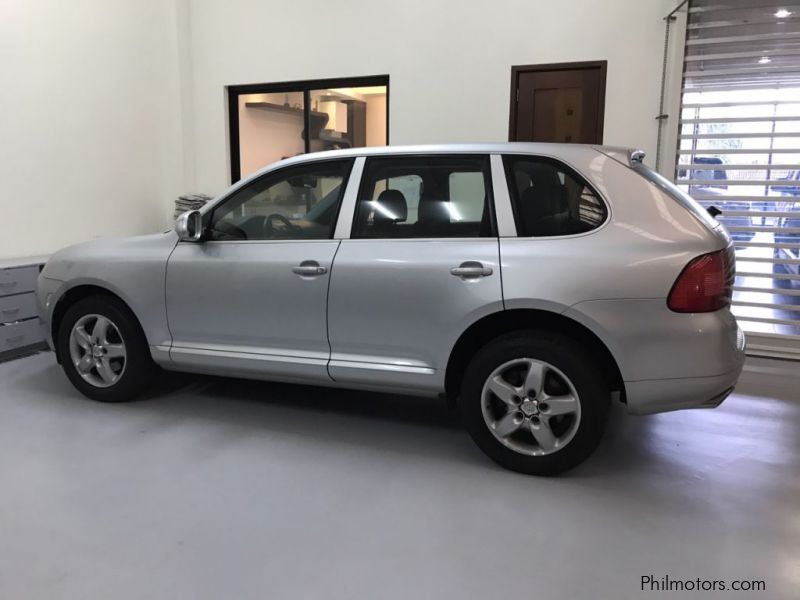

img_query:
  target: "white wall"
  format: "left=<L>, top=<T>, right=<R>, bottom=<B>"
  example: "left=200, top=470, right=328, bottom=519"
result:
left=0, top=0, right=185, bottom=259
left=0, top=0, right=684, bottom=259
left=185, top=0, right=678, bottom=195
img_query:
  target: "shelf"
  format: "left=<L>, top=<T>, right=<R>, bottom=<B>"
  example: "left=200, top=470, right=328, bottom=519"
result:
left=244, top=102, right=328, bottom=121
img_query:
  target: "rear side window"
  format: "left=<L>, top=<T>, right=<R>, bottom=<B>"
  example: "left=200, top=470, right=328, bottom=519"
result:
left=503, top=155, right=607, bottom=237
left=353, top=155, right=494, bottom=239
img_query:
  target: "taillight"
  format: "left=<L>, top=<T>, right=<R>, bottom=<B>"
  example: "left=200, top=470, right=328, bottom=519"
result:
left=667, top=249, right=734, bottom=313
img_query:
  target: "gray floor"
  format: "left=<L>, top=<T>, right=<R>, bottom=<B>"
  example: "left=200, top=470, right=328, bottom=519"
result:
left=0, top=353, right=798, bottom=600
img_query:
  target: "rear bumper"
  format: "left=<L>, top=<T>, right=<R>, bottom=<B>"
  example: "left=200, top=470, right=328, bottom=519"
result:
left=624, top=323, right=745, bottom=415
left=565, top=299, right=746, bottom=416
left=624, top=368, right=741, bottom=415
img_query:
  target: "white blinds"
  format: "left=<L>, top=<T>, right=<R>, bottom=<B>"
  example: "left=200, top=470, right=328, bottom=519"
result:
left=677, top=0, right=800, bottom=357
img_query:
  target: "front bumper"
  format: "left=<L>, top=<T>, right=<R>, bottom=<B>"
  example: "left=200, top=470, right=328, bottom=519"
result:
left=36, top=274, right=64, bottom=351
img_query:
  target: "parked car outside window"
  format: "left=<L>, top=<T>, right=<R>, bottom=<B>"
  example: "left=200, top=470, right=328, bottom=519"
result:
left=771, top=170, right=800, bottom=282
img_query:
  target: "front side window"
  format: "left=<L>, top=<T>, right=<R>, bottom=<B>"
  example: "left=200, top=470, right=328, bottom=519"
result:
left=208, top=159, right=352, bottom=241
left=504, top=155, right=607, bottom=237
left=352, top=155, right=494, bottom=239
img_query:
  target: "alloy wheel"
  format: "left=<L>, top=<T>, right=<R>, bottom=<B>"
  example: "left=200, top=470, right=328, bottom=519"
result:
left=480, top=358, right=581, bottom=456
left=68, top=314, right=127, bottom=388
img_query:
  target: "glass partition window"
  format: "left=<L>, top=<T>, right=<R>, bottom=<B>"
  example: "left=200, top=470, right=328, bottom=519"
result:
left=229, top=77, right=388, bottom=181
left=309, top=87, right=387, bottom=153
left=208, top=159, right=352, bottom=241
left=237, top=92, right=305, bottom=178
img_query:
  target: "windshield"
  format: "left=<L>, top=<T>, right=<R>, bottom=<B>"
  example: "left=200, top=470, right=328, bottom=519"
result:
left=632, top=163, right=720, bottom=231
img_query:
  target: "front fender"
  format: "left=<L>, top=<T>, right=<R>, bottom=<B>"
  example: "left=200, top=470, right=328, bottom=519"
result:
left=40, top=232, right=178, bottom=353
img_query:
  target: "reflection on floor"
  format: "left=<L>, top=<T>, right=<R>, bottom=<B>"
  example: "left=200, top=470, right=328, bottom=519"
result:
left=0, top=353, right=798, bottom=599
left=734, top=231, right=800, bottom=336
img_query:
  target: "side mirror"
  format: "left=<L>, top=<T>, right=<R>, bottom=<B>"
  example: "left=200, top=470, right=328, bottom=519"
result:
left=175, top=210, right=203, bottom=242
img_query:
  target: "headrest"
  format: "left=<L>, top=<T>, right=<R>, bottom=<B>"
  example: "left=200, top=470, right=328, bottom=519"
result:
left=520, top=183, right=569, bottom=236
left=521, top=183, right=568, bottom=216
left=525, top=163, right=562, bottom=187
left=418, top=198, right=451, bottom=224
left=515, top=170, right=532, bottom=194
left=372, top=189, right=407, bottom=224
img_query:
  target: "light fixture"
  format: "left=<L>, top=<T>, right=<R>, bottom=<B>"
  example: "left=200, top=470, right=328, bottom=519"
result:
left=774, top=8, right=792, bottom=18
left=758, top=56, right=772, bottom=64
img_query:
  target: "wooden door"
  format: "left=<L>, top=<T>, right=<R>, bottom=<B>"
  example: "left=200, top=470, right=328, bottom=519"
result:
left=509, top=61, right=606, bottom=144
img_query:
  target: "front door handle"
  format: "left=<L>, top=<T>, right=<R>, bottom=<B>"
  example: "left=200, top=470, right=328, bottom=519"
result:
left=292, top=260, right=327, bottom=277
left=450, top=261, right=493, bottom=279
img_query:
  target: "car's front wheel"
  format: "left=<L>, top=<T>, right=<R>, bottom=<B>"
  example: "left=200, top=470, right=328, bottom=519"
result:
left=56, top=295, right=156, bottom=402
left=460, top=331, right=610, bottom=476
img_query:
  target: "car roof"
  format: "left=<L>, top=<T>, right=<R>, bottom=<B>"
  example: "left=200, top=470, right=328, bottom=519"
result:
left=242, top=142, right=640, bottom=179
left=215, top=142, right=643, bottom=208
left=272, top=142, right=604, bottom=164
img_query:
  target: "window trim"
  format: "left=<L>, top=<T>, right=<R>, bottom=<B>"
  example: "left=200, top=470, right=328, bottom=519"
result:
left=502, top=154, right=610, bottom=239
left=350, top=154, right=498, bottom=240
left=227, top=75, right=390, bottom=184
left=204, top=157, right=355, bottom=242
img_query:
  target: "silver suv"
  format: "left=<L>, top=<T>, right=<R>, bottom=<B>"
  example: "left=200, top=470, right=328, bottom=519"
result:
left=37, top=144, right=745, bottom=475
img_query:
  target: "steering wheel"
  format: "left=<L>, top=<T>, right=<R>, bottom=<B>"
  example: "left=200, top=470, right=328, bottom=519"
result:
left=265, top=213, right=300, bottom=236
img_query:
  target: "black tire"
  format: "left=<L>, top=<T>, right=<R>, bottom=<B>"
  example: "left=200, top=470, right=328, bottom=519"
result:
left=56, top=295, right=156, bottom=402
left=460, top=330, right=610, bottom=476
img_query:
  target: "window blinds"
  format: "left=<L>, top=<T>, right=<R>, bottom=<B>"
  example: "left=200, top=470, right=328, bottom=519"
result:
left=678, top=0, right=800, bottom=358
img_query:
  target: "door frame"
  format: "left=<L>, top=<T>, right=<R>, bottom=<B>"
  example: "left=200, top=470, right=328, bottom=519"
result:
left=508, top=60, right=607, bottom=143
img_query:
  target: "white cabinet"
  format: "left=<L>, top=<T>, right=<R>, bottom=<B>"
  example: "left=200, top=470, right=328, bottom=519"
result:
left=0, top=257, right=48, bottom=361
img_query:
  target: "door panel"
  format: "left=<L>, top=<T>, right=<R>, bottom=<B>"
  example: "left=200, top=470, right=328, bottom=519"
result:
left=327, top=154, right=502, bottom=394
left=510, top=62, right=606, bottom=144
left=327, top=240, right=502, bottom=394
left=166, top=240, right=338, bottom=382
left=164, top=158, right=352, bottom=383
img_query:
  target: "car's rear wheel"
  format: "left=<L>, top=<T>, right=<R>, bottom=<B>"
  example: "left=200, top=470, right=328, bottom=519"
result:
left=56, top=295, right=156, bottom=402
left=460, top=331, right=610, bottom=476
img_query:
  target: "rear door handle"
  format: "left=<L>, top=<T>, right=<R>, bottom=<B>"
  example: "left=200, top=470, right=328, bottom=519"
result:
left=450, top=261, right=493, bottom=279
left=292, top=260, right=327, bottom=277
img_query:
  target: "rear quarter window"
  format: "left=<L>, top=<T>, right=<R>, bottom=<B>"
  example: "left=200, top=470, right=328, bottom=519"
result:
left=503, top=155, right=607, bottom=237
